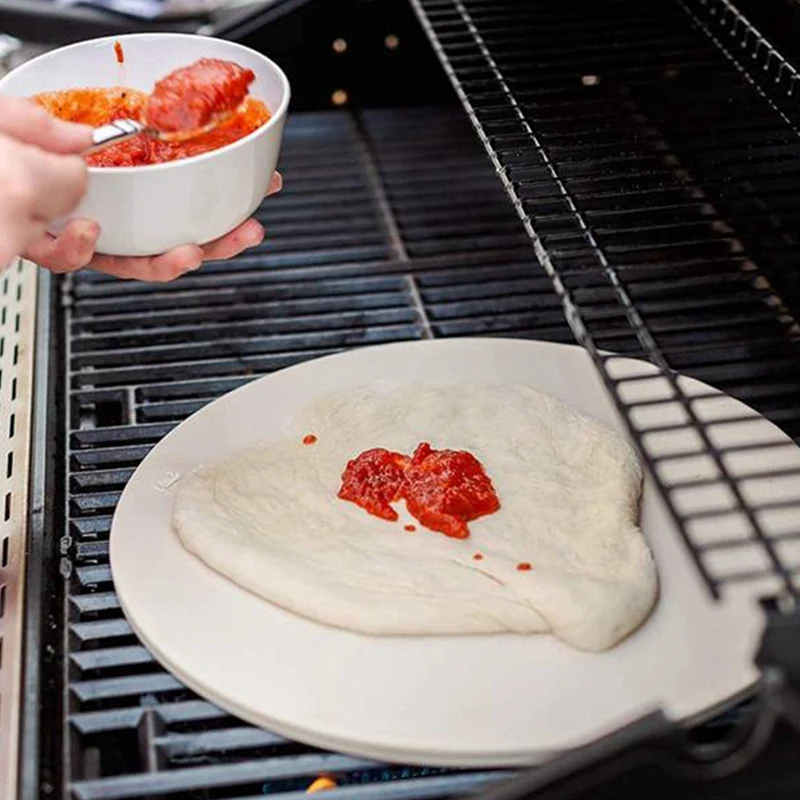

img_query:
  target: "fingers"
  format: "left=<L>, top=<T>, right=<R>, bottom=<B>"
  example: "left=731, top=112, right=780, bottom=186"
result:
left=89, top=221, right=263, bottom=282
left=0, top=134, right=88, bottom=227
left=0, top=95, right=93, bottom=154
left=0, top=98, right=90, bottom=257
left=88, top=169, right=280, bottom=279
left=89, top=244, right=204, bottom=283
left=22, top=147, right=88, bottom=221
left=267, top=171, right=283, bottom=196
left=23, top=219, right=100, bottom=273
left=200, top=218, right=265, bottom=262
left=31, top=169, right=282, bottom=282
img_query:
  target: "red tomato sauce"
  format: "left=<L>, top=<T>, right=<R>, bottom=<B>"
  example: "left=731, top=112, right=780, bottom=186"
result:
left=114, top=41, right=125, bottom=65
left=403, top=443, right=500, bottom=539
left=302, top=434, right=318, bottom=446
left=338, top=442, right=500, bottom=539
left=145, top=58, right=255, bottom=133
left=338, top=448, right=410, bottom=522
left=31, top=84, right=270, bottom=168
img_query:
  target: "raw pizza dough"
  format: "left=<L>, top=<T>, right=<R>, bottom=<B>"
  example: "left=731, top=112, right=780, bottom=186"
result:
left=172, top=384, right=658, bottom=651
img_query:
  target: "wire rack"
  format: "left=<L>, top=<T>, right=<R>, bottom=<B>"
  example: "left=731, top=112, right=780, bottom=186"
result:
left=408, top=0, right=800, bottom=606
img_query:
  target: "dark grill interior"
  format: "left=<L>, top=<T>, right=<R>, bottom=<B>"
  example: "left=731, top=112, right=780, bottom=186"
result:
left=28, top=0, right=800, bottom=798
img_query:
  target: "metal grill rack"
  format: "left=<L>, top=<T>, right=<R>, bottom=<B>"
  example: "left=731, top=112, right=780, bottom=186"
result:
left=20, top=0, right=800, bottom=798
left=409, top=0, right=800, bottom=605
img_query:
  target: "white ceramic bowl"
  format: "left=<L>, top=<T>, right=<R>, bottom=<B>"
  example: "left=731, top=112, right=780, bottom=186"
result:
left=0, top=34, right=290, bottom=256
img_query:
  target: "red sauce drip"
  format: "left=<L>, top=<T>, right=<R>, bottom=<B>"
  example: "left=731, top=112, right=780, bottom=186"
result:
left=473, top=553, right=484, bottom=561
left=337, top=442, right=500, bottom=539
left=302, top=434, right=318, bottom=446
left=404, top=524, right=417, bottom=532
left=145, top=58, right=255, bottom=133
left=516, top=562, right=532, bottom=572
left=114, top=41, right=125, bottom=65
left=31, top=87, right=270, bottom=167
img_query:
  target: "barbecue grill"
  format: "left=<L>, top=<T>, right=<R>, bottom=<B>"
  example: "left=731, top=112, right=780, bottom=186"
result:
left=1, top=0, right=800, bottom=797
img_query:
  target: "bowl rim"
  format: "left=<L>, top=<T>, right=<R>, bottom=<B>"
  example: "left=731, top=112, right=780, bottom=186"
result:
left=0, top=32, right=291, bottom=175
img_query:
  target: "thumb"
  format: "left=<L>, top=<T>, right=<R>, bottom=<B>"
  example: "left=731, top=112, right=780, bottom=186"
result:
left=0, top=94, right=92, bottom=154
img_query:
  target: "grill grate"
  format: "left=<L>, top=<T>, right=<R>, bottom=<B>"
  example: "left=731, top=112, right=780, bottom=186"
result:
left=409, top=0, right=800, bottom=601
left=44, top=0, right=800, bottom=793
left=61, top=108, right=537, bottom=800
left=57, top=97, right=799, bottom=798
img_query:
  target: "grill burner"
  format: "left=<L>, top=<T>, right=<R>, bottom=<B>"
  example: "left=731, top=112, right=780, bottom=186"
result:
left=20, top=0, right=800, bottom=798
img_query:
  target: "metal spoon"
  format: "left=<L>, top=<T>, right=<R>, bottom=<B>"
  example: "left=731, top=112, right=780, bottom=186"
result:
left=85, top=115, right=228, bottom=156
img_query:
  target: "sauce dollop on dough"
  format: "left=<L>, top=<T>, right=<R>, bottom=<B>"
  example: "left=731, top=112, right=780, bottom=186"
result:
left=338, top=442, right=500, bottom=538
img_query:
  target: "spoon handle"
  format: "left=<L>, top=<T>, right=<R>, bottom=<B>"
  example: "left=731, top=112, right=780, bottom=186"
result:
left=85, top=119, right=146, bottom=156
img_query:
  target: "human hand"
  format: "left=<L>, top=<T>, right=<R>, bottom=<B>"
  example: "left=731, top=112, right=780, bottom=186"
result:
left=24, top=171, right=283, bottom=281
left=0, top=92, right=282, bottom=280
left=0, top=95, right=92, bottom=269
